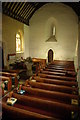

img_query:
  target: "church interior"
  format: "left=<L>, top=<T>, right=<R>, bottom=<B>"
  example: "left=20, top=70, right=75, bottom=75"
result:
left=0, top=1, right=80, bottom=120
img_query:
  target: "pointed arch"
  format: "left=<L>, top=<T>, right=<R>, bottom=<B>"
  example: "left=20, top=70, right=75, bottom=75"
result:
left=48, top=49, right=53, bottom=63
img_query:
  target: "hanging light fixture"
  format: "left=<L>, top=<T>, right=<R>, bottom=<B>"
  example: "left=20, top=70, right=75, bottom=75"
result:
left=46, top=26, right=57, bottom=42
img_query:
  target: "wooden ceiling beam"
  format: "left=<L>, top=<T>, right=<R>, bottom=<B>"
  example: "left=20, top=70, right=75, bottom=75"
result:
left=19, top=3, right=29, bottom=18
left=3, top=7, right=29, bottom=25
left=17, top=2, right=26, bottom=15
left=15, top=2, right=22, bottom=14
left=24, top=4, right=35, bottom=19
left=12, top=2, right=19, bottom=13
left=2, top=2, right=8, bottom=8
left=2, top=2, right=8, bottom=12
left=27, top=3, right=46, bottom=23
left=10, top=2, right=16, bottom=11
left=2, top=2, right=80, bottom=26
left=24, top=4, right=33, bottom=19
left=26, top=7, right=35, bottom=20
left=19, top=3, right=27, bottom=16
left=7, top=2, right=12, bottom=9
left=21, top=4, right=30, bottom=18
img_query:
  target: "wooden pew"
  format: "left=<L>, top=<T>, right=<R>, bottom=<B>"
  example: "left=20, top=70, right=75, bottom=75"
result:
left=0, top=72, right=18, bottom=87
left=33, top=76, right=78, bottom=87
left=32, top=58, right=46, bottom=74
left=0, top=69, right=19, bottom=74
left=0, top=76, right=12, bottom=91
left=47, top=60, right=75, bottom=71
left=40, top=70, right=66, bottom=76
left=40, top=70, right=76, bottom=77
left=43, top=68, right=76, bottom=76
left=22, top=86, right=79, bottom=104
left=28, top=80, right=78, bottom=94
left=48, top=63, right=74, bottom=68
left=38, top=73, right=76, bottom=81
left=32, top=58, right=46, bottom=69
left=0, top=76, right=12, bottom=96
left=44, top=68, right=68, bottom=73
left=2, top=99, right=53, bottom=120
left=2, top=90, right=79, bottom=120
left=11, top=92, right=79, bottom=120
left=0, top=81, right=2, bottom=98
left=50, top=60, right=74, bottom=66
left=2, top=94, right=58, bottom=120
left=47, top=66, right=75, bottom=71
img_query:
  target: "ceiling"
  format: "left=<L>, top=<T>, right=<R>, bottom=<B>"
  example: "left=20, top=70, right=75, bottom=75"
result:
left=2, top=2, right=80, bottom=25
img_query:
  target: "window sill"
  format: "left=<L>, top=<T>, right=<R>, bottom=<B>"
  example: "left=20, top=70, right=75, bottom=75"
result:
left=16, top=51, right=24, bottom=54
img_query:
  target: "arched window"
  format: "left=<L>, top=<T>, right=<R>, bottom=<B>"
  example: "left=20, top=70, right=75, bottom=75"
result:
left=16, top=33, right=22, bottom=53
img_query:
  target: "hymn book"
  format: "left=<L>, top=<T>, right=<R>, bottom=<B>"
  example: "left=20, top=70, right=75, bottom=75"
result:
left=7, top=97, right=17, bottom=106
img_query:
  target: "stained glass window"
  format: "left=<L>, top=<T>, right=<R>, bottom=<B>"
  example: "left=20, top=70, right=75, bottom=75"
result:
left=16, top=33, right=22, bottom=52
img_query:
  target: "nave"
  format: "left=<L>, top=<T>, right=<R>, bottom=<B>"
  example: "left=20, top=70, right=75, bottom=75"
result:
left=0, top=59, right=80, bottom=120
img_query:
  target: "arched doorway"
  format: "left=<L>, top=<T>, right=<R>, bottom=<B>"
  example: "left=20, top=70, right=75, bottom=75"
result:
left=48, top=49, right=53, bottom=63
left=0, top=46, right=4, bottom=69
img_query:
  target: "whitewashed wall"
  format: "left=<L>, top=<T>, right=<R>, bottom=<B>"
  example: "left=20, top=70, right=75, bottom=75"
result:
left=24, top=24, right=29, bottom=59
left=78, top=22, right=80, bottom=94
left=2, top=14, right=24, bottom=66
left=74, top=39, right=78, bottom=72
left=29, top=3, right=78, bottom=61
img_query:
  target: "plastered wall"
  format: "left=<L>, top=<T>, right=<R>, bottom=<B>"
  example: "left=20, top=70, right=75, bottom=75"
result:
left=78, top=22, right=80, bottom=94
left=29, top=3, right=78, bottom=61
left=24, top=24, right=29, bottom=59
left=2, top=14, right=29, bottom=66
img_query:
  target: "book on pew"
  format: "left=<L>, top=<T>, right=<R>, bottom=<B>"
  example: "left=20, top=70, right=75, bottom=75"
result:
left=7, top=97, right=17, bottom=106
left=31, top=79, right=36, bottom=82
left=17, top=90, right=25, bottom=95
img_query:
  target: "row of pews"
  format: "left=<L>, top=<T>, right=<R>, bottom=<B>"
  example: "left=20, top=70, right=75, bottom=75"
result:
left=0, top=70, right=18, bottom=97
left=1, top=60, right=80, bottom=120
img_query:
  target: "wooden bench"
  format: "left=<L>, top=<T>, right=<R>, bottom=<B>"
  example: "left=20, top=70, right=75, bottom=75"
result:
left=32, top=58, right=46, bottom=69
left=0, top=72, right=18, bottom=87
left=0, top=81, right=2, bottom=98
left=43, top=68, right=76, bottom=76
left=40, top=70, right=66, bottom=76
left=47, top=60, right=75, bottom=71
left=2, top=94, right=58, bottom=120
left=44, top=68, right=68, bottom=73
left=11, top=92, right=79, bottom=120
left=33, top=76, right=78, bottom=87
left=38, top=73, right=76, bottom=81
left=47, top=66, right=75, bottom=71
left=50, top=60, right=74, bottom=66
left=28, top=80, right=78, bottom=94
left=48, top=63, right=74, bottom=68
left=22, top=86, right=79, bottom=104
left=2, top=98, right=53, bottom=120
left=0, top=76, right=12, bottom=96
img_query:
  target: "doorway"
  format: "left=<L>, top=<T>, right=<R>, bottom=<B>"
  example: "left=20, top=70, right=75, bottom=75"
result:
left=48, top=49, right=53, bottom=63
left=0, top=46, right=4, bottom=69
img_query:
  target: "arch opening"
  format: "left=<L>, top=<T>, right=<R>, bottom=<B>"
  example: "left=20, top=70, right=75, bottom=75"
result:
left=48, top=49, right=53, bottom=63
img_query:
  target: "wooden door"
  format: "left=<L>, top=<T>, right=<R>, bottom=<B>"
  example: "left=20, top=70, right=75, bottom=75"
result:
left=0, top=46, right=4, bottom=69
left=48, top=49, right=53, bottom=63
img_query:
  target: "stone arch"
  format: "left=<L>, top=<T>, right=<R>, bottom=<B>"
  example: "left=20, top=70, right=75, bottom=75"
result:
left=45, top=17, right=57, bottom=39
left=48, top=49, right=53, bottom=63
